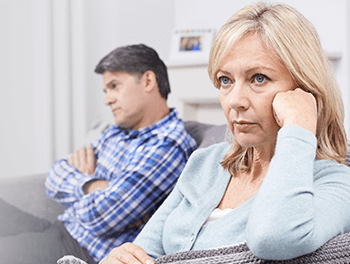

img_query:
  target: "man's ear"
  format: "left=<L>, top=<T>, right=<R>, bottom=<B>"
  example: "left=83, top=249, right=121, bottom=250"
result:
left=142, top=70, right=157, bottom=93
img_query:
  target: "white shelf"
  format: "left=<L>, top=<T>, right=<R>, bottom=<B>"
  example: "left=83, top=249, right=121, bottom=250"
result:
left=166, top=60, right=209, bottom=69
left=326, top=51, right=342, bottom=61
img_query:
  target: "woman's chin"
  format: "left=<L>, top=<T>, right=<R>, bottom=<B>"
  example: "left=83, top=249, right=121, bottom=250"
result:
left=235, top=136, right=260, bottom=148
left=237, top=142, right=257, bottom=148
left=235, top=137, right=270, bottom=149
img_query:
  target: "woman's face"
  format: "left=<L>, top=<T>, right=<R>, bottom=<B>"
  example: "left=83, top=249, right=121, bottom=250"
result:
left=218, top=33, right=296, bottom=149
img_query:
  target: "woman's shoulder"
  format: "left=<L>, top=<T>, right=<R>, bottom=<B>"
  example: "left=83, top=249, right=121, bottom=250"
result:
left=191, top=142, right=231, bottom=159
left=176, top=142, right=232, bottom=186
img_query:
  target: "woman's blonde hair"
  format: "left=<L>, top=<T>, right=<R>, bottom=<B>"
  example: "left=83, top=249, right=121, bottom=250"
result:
left=208, top=2, right=347, bottom=175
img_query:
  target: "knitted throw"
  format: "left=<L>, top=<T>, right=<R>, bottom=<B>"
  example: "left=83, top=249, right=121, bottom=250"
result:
left=155, top=232, right=350, bottom=264
left=57, top=256, right=87, bottom=264
left=56, top=232, right=350, bottom=264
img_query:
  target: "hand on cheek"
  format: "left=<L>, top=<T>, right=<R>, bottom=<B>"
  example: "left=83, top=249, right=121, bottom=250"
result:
left=272, top=88, right=317, bottom=135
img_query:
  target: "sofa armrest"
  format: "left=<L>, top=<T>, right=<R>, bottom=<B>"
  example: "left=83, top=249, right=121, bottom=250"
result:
left=0, top=173, right=65, bottom=222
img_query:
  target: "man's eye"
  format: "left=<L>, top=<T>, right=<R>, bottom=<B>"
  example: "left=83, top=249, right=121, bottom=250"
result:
left=218, top=76, right=231, bottom=85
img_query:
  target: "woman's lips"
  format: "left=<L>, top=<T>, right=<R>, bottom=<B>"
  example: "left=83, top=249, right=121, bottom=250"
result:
left=233, top=120, right=256, bottom=130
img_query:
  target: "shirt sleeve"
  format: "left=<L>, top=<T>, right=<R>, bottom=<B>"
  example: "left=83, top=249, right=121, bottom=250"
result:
left=45, top=131, right=104, bottom=207
left=246, top=125, right=350, bottom=260
left=63, top=137, right=188, bottom=238
left=45, top=159, right=96, bottom=207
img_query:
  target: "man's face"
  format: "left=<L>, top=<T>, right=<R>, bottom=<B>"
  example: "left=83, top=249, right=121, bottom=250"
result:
left=103, top=71, right=147, bottom=130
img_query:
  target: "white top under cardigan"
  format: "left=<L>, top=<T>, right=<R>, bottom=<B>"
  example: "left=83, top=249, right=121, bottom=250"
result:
left=203, top=208, right=233, bottom=227
left=134, top=126, right=350, bottom=261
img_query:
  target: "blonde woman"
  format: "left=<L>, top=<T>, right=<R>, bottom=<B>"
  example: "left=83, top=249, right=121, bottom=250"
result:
left=101, top=2, right=350, bottom=263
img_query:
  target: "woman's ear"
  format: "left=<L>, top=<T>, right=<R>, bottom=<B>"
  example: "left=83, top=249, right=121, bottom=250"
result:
left=142, top=70, right=157, bottom=92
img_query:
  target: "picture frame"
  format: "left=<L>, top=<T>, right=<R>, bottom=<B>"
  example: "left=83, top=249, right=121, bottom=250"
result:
left=169, top=28, right=215, bottom=65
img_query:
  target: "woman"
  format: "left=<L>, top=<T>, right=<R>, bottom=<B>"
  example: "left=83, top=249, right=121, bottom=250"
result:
left=102, top=2, right=350, bottom=263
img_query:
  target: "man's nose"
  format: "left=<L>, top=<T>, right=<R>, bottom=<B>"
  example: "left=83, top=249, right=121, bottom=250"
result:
left=104, top=90, right=115, bottom=106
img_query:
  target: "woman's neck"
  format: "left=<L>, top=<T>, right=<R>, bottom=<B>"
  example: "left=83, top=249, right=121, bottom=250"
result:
left=243, top=140, right=275, bottom=182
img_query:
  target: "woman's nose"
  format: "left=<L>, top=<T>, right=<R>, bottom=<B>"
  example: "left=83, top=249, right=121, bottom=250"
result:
left=228, top=82, right=250, bottom=111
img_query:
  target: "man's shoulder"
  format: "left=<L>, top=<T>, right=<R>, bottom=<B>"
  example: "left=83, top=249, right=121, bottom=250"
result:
left=155, top=117, right=197, bottom=147
left=150, top=109, right=193, bottom=141
left=157, top=116, right=185, bottom=135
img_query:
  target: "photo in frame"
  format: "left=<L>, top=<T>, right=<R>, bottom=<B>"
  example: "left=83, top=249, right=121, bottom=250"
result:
left=169, top=28, right=215, bottom=65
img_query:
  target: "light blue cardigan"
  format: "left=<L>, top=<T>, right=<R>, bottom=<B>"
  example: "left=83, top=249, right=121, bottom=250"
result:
left=134, top=126, right=350, bottom=260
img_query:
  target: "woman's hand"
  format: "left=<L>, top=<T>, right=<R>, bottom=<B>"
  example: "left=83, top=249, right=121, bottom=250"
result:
left=101, top=243, right=154, bottom=264
left=272, top=88, right=317, bottom=135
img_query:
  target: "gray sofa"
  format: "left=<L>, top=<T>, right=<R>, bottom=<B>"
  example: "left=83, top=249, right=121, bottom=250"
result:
left=8, top=120, right=350, bottom=264
left=0, top=121, right=228, bottom=222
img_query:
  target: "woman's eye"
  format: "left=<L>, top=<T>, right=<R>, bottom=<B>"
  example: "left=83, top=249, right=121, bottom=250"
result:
left=218, top=76, right=231, bottom=85
left=253, top=74, right=269, bottom=84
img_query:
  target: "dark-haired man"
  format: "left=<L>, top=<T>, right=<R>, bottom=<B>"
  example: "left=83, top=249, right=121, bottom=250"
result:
left=0, top=44, right=197, bottom=264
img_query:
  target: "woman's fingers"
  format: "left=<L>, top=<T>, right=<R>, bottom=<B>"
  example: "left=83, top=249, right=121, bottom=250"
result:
left=124, top=243, right=154, bottom=264
left=104, top=243, right=154, bottom=264
left=273, top=88, right=317, bottom=135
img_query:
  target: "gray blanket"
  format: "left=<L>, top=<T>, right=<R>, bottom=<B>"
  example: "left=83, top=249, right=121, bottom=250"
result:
left=58, top=232, right=350, bottom=264
left=155, top=232, right=350, bottom=264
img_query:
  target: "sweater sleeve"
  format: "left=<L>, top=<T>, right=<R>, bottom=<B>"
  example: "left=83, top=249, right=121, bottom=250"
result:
left=133, top=184, right=184, bottom=259
left=246, top=125, right=350, bottom=260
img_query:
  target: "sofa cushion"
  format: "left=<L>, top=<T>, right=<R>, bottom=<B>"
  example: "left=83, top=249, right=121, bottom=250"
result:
left=184, top=121, right=228, bottom=149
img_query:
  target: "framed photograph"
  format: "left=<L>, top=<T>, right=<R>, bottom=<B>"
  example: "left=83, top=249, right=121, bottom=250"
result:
left=169, top=28, right=215, bottom=65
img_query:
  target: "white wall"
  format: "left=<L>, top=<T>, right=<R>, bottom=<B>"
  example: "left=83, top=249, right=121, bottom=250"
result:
left=0, top=0, right=40, bottom=179
left=1, top=0, right=349, bottom=179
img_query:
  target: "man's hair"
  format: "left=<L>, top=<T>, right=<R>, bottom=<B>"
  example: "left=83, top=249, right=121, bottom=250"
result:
left=208, top=1, right=347, bottom=174
left=95, top=44, right=171, bottom=100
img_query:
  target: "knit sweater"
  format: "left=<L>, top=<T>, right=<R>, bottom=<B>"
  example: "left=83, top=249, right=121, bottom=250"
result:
left=134, top=125, right=350, bottom=260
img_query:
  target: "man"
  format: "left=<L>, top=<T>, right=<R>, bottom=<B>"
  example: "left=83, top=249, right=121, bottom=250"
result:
left=0, top=44, right=197, bottom=264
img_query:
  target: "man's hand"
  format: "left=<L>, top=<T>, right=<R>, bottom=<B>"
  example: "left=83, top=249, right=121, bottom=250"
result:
left=68, top=146, right=109, bottom=194
left=83, top=179, right=109, bottom=194
left=272, top=88, right=317, bottom=135
left=101, top=243, right=153, bottom=264
left=68, top=145, right=96, bottom=174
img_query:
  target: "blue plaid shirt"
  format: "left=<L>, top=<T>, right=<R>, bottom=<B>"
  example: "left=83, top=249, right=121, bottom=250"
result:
left=45, top=109, right=197, bottom=262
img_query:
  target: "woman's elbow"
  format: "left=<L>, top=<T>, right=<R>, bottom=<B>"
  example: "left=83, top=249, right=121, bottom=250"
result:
left=246, top=226, right=317, bottom=260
